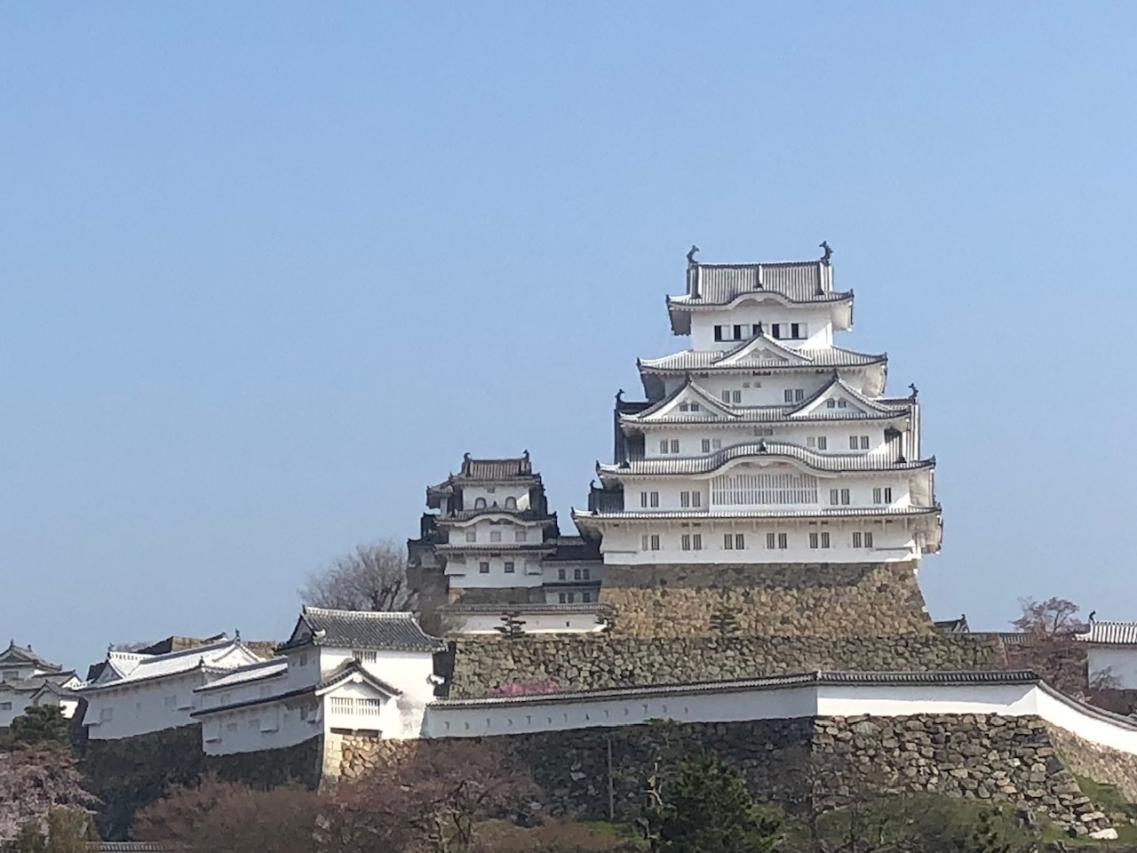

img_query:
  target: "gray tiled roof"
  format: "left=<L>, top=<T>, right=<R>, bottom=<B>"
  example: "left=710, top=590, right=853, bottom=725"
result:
left=316, top=658, right=401, bottom=696
left=675, top=262, right=851, bottom=305
left=435, top=542, right=556, bottom=554
left=428, top=453, right=541, bottom=498
left=639, top=345, right=885, bottom=373
left=575, top=505, right=941, bottom=522
left=286, top=607, right=445, bottom=653
left=543, top=535, right=603, bottom=562
left=443, top=602, right=609, bottom=615
left=435, top=669, right=1041, bottom=708
left=622, top=374, right=910, bottom=426
left=934, top=615, right=970, bottom=634
left=459, top=453, right=533, bottom=480
left=0, top=671, right=77, bottom=694
left=1078, top=621, right=1137, bottom=645
left=598, top=440, right=934, bottom=476
left=0, top=641, right=62, bottom=671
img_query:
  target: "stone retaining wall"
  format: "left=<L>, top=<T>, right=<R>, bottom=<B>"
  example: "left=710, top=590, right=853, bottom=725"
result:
left=80, top=728, right=323, bottom=839
left=600, top=561, right=933, bottom=639
left=1048, top=724, right=1137, bottom=804
left=448, top=634, right=1005, bottom=698
left=81, top=726, right=205, bottom=841
left=203, top=735, right=323, bottom=791
left=330, top=715, right=1115, bottom=837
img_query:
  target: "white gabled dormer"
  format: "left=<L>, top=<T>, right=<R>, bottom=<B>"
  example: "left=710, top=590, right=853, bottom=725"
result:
left=629, top=377, right=738, bottom=424
left=712, top=330, right=814, bottom=368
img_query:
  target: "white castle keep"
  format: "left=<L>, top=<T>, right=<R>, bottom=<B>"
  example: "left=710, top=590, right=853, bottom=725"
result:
left=575, top=246, right=942, bottom=565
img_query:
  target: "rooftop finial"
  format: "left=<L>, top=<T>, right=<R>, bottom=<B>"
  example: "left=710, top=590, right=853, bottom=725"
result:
left=757, top=439, right=768, bottom=453
left=615, top=388, right=624, bottom=404
left=686, top=244, right=699, bottom=266
left=819, top=241, right=833, bottom=265
left=908, top=383, right=919, bottom=401
left=755, top=321, right=763, bottom=336
left=523, top=449, right=530, bottom=461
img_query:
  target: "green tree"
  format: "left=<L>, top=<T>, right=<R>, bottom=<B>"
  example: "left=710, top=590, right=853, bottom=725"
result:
left=653, top=756, right=781, bottom=852
left=5, top=706, right=71, bottom=748
left=11, top=809, right=90, bottom=853
left=12, top=820, right=47, bottom=853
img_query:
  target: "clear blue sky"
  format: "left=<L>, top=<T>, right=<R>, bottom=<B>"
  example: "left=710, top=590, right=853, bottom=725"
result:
left=3, top=4, right=1135, bottom=669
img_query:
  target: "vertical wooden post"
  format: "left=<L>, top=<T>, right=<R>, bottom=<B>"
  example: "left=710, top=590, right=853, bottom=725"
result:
left=606, top=733, right=615, bottom=821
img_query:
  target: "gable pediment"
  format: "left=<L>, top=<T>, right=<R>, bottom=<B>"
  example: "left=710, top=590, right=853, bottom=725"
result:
left=646, top=388, right=732, bottom=420
left=714, top=335, right=812, bottom=368
left=788, top=374, right=907, bottom=420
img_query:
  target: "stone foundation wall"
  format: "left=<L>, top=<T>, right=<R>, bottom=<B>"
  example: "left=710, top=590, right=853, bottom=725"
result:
left=81, top=726, right=205, bottom=841
left=599, top=561, right=933, bottom=639
left=80, top=728, right=324, bottom=838
left=813, top=715, right=1111, bottom=838
left=1048, top=724, right=1137, bottom=803
left=329, top=715, right=1115, bottom=837
left=203, top=736, right=323, bottom=791
left=448, top=634, right=1005, bottom=698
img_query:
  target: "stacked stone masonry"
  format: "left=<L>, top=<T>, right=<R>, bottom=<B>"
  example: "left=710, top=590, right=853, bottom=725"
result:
left=448, top=634, right=1005, bottom=698
left=80, top=728, right=322, bottom=840
left=599, top=562, right=934, bottom=639
left=332, top=715, right=1115, bottom=837
left=1047, top=724, right=1137, bottom=804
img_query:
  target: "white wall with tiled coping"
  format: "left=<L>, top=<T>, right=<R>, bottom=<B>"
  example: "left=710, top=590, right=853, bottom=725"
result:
left=421, top=678, right=1137, bottom=757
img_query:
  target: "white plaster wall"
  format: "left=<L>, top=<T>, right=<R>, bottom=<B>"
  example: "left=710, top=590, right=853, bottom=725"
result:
left=445, top=554, right=543, bottom=588
left=618, top=469, right=912, bottom=513
left=452, top=612, right=605, bottom=635
left=595, top=517, right=919, bottom=564
left=690, top=305, right=835, bottom=351
left=815, top=684, right=1038, bottom=717
left=462, top=485, right=530, bottom=511
left=423, top=684, right=818, bottom=738
left=662, top=373, right=839, bottom=407
left=641, top=425, right=894, bottom=460
left=202, top=695, right=321, bottom=756
left=196, top=674, right=292, bottom=717
left=0, top=664, right=43, bottom=683
left=1035, top=685, right=1137, bottom=754
left=1087, top=647, right=1137, bottom=690
left=425, top=682, right=1137, bottom=759
left=318, top=648, right=437, bottom=710
left=0, top=694, right=33, bottom=728
left=83, top=670, right=209, bottom=740
left=446, top=517, right=544, bottom=546
left=543, top=562, right=601, bottom=585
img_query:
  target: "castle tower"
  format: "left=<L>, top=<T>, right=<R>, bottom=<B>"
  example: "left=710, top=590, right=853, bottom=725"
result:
left=409, top=453, right=606, bottom=633
left=409, top=452, right=559, bottom=594
left=573, top=248, right=942, bottom=567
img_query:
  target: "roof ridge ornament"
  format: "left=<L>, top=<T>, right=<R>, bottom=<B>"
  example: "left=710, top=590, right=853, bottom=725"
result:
left=909, top=383, right=919, bottom=401
left=686, top=244, right=699, bottom=267
left=819, top=240, right=833, bottom=266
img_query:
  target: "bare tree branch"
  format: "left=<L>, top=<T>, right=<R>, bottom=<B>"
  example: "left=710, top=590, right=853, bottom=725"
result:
left=299, top=540, right=418, bottom=613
